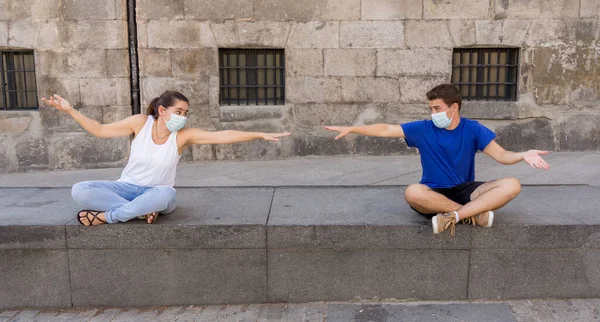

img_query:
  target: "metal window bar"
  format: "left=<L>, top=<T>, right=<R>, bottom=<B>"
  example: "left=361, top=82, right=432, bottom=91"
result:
left=219, top=49, right=285, bottom=106
left=452, top=48, right=518, bottom=101
left=0, top=51, right=38, bottom=110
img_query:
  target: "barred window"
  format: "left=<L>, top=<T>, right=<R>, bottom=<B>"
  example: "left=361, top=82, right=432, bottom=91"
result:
left=452, top=48, right=519, bottom=101
left=1, top=51, right=38, bottom=110
left=219, top=49, right=285, bottom=106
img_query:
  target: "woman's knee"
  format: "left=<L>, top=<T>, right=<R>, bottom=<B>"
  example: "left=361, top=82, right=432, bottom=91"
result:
left=152, top=186, right=177, bottom=207
left=71, top=181, right=93, bottom=203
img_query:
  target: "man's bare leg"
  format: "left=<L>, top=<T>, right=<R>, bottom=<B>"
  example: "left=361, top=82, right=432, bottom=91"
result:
left=457, top=177, right=521, bottom=220
left=404, top=183, right=462, bottom=214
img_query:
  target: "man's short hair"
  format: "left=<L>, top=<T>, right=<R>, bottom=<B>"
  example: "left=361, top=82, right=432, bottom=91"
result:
left=426, top=84, right=462, bottom=110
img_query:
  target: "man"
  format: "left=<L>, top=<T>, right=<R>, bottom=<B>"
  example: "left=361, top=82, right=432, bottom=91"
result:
left=325, top=84, right=549, bottom=236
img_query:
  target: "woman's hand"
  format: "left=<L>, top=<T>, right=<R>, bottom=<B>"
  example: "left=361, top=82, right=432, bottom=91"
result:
left=261, top=132, right=291, bottom=142
left=41, top=94, right=74, bottom=113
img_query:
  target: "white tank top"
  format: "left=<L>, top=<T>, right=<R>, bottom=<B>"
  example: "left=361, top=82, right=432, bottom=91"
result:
left=118, top=115, right=180, bottom=187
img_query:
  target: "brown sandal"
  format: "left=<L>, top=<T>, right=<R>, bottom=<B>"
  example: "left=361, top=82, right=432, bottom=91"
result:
left=141, top=212, right=159, bottom=224
left=77, top=210, right=107, bottom=226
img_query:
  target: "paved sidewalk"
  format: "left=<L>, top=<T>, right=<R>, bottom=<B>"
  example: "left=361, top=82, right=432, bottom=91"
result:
left=1, top=299, right=599, bottom=322
left=1, top=152, right=599, bottom=188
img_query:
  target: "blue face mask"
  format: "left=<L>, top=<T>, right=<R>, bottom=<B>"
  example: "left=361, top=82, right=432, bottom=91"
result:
left=163, top=109, right=187, bottom=132
left=431, top=108, right=455, bottom=129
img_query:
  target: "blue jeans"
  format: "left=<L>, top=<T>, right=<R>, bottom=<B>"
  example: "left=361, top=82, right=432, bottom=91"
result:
left=71, top=181, right=177, bottom=224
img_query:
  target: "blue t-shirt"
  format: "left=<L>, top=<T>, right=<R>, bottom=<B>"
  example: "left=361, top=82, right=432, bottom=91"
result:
left=401, top=118, right=496, bottom=188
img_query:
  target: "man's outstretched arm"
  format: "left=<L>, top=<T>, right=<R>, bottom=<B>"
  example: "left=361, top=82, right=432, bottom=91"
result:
left=324, top=124, right=405, bottom=140
left=483, top=140, right=550, bottom=170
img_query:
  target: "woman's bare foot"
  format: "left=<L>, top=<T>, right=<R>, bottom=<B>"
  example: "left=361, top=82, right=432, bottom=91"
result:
left=77, top=210, right=107, bottom=226
left=141, top=212, right=159, bottom=224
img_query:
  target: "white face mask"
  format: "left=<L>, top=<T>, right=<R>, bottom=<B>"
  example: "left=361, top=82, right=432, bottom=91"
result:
left=431, top=108, right=455, bottom=129
left=163, top=109, right=187, bottom=132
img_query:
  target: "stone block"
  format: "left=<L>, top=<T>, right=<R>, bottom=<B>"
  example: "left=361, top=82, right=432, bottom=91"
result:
left=399, top=76, right=448, bottom=103
left=63, top=0, right=117, bottom=20
left=525, top=20, right=576, bottom=47
left=0, top=226, right=65, bottom=249
left=377, top=49, right=452, bottom=77
left=268, top=249, right=469, bottom=302
left=559, top=115, right=600, bottom=151
left=192, top=144, right=214, bottom=161
left=186, top=104, right=212, bottom=128
left=137, top=0, right=184, bottom=20
left=340, top=21, right=404, bottom=49
left=361, top=0, right=422, bottom=20
left=220, top=105, right=285, bottom=122
left=495, top=118, right=557, bottom=152
left=148, top=21, right=215, bottom=49
left=211, top=21, right=291, bottom=48
left=63, top=49, right=107, bottom=78
left=51, top=135, right=129, bottom=169
left=16, top=137, right=49, bottom=170
left=0, top=250, right=71, bottom=309
left=141, top=76, right=209, bottom=107
left=529, top=47, right=577, bottom=104
left=36, top=77, right=81, bottom=105
left=461, top=101, right=519, bottom=120
left=209, top=75, right=220, bottom=118
left=2, top=0, right=61, bottom=21
left=581, top=0, right=600, bottom=18
left=494, top=0, right=579, bottom=19
left=139, top=49, right=172, bottom=77
left=75, top=20, right=128, bottom=49
left=575, top=20, right=600, bottom=48
left=0, top=22, right=7, bottom=47
left=324, top=49, right=376, bottom=77
left=286, top=49, right=324, bottom=77
left=36, top=51, right=64, bottom=78
left=424, top=0, right=490, bottom=19
left=355, top=135, right=412, bottom=155
left=137, top=20, right=148, bottom=48
left=287, top=21, right=339, bottom=48
left=447, top=20, right=476, bottom=47
left=7, top=21, right=37, bottom=48
left=293, top=104, right=361, bottom=127
left=254, top=0, right=360, bottom=21
left=69, top=249, right=267, bottom=306
left=103, top=106, right=132, bottom=124
left=292, top=132, right=354, bottom=156
left=341, top=77, right=400, bottom=103
left=80, top=78, right=130, bottom=106
left=405, top=20, right=452, bottom=48
left=215, top=138, right=288, bottom=161
left=469, top=249, right=600, bottom=299
left=171, top=49, right=218, bottom=77
left=184, top=0, right=252, bottom=21
left=476, top=20, right=531, bottom=46
left=107, top=50, right=130, bottom=78
left=40, top=105, right=104, bottom=133
left=286, top=77, right=341, bottom=104
left=0, top=114, right=33, bottom=135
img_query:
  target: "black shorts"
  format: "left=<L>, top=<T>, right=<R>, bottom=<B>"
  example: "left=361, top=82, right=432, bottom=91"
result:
left=411, top=181, right=485, bottom=218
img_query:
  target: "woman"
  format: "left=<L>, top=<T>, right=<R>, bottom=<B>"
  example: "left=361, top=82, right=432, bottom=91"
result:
left=42, top=91, right=290, bottom=226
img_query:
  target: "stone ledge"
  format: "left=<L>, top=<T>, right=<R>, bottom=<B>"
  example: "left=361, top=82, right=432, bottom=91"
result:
left=461, top=101, right=518, bottom=120
left=1, top=185, right=599, bottom=308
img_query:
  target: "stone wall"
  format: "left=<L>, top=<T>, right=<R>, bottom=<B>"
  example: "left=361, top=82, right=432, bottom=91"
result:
left=0, top=0, right=131, bottom=173
left=1, top=0, right=599, bottom=172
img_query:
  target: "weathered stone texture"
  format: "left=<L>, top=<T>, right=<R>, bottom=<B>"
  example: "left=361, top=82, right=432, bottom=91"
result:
left=340, top=21, right=404, bottom=49
left=475, top=20, right=530, bottom=46
left=581, top=0, right=600, bottom=18
left=211, top=22, right=291, bottom=48
left=495, top=119, right=557, bottom=152
left=254, top=0, right=360, bottom=21
left=103, top=106, right=132, bottom=124
left=0, top=22, right=7, bottom=47
left=293, top=104, right=361, bottom=127
left=107, top=50, right=130, bottom=77
left=287, top=21, right=339, bottom=48
left=447, top=20, right=476, bottom=47
left=399, top=77, right=448, bottom=103
left=341, top=78, right=400, bottom=103
left=361, top=0, right=422, bottom=20
left=171, top=49, right=218, bottom=77
left=559, top=115, right=600, bottom=151
left=138, top=0, right=184, bottom=20
left=51, top=135, right=129, bottom=169
left=424, top=0, right=490, bottom=19
left=63, top=50, right=107, bottom=78
left=324, top=49, right=376, bottom=77
left=36, top=77, right=81, bottom=106
left=405, top=20, right=453, bottom=48
left=377, top=49, right=452, bottom=77
left=525, top=20, right=576, bottom=47
left=148, top=21, right=214, bottom=49
left=40, top=106, right=103, bottom=133
left=286, top=77, right=341, bottom=104
left=287, top=49, right=324, bottom=77
left=75, top=21, right=128, bottom=49
left=184, top=0, right=252, bottom=21
left=141, top=76, right=209, bottom=107
left=139, top=49, right=172, bottom=77
left=0, top=115, right=33, bottom=135
left=1, top=0, right=61, bottom=21
left=62, top=0, right=117, bottom=20
left=80, top=78, right=130, bottom=106
left=494, top=0, right=579, bottom=19
left=527, top=47, right=577, bottom=104
left=16, top=137, right=49, bottom=170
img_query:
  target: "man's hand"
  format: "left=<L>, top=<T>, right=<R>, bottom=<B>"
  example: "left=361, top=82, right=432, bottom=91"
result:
left=41, top=94, right=74, bottom=113
left=324, top=126, right=353, bottom=140
left=522, top=150, right=550, bottom=170
left=261, top=132, right=291, bottom=142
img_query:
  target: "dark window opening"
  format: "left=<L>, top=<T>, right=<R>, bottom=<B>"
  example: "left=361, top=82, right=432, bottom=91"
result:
left=1, top=50, right=38, bottom=110
left=219, top=49, right=285, bottom=106
left=451, top=48, right=519, bottom=101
